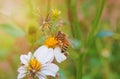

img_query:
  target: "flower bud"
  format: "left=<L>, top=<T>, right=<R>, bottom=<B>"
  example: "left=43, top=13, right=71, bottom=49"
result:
left=27, top=22, right=39, bottom=44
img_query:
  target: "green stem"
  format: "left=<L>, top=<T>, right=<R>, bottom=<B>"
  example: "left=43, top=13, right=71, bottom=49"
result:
left=66, top=0, right=76, bottom=37
left=87, top=0, right=106, bottom=45
left=26, top=0, right=35, bottom=18
left=71, top=0, right=81, bottom=40
left=31, top=43, right=35, bottom=53
left=77, top=0, right=106, bottom=79
left=66, top=0, right=81, bottom=39
left=47, top=0, right=51, bottom=14
left=77, top=53, right=84, bottom=79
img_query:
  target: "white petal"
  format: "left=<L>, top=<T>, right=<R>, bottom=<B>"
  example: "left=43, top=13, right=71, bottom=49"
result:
left=34, top=45, right=47, bottom=57
left=20, top=52, right=32, bottom=65
left=18, top=66, right=27, bottom=74
left=40, top=63, right=59, bottom=77
left=17, top=66, right=27, bottom=79
left=17, top=73, right=26, bottom=79
left=36, top=72, right=47, bottom=79
left=54, top=47, right=67, bottom=63
left=34, top=45, right=54, bottom=64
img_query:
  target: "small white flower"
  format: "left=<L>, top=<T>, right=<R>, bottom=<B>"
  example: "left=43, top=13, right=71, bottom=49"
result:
left=17, top=46, right=59, bottom=79
left=45, top=37, right=67, bottom=63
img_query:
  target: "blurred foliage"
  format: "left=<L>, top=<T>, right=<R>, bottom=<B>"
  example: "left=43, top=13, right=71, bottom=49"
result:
left=0, top=23, right=25, bottom=37
left=0, top=0, right=120, bottom=79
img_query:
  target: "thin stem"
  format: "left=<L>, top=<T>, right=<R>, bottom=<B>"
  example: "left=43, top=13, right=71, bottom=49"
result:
left=77, top=53, right=84, bottom=79
left=47, top=0, right=51, bottom=14
left=71, top=0, right=81, bottom=40
left=87, top=0, right=106, bottom=45
left=26, top=0, right=35, bottom=18
left=31, top=43, right=35, bottom=53
left=66, top=0, right=81, bottom=39
left=66, top=0, right=76, bottom=37
left=77, top=0, right=106, bottom=79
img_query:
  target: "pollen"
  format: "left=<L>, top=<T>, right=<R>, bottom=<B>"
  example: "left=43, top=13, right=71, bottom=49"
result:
left=28, top=58, right=42, bottom=73
left=45, top=37, right=59, bottom=48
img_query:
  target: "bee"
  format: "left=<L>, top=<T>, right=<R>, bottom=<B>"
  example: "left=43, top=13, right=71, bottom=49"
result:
left=55, top=31, right=70, bottom=56
left=40, top=13, right=51, bottom=31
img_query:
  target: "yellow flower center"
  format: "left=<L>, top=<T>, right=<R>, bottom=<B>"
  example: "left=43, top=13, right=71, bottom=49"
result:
left=45, top=37, right=59, bottom=48
left=28, top=58, right=42, bottom=73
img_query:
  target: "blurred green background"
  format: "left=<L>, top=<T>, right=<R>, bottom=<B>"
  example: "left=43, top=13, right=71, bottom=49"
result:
left=0, top=0, right=120, bottom=79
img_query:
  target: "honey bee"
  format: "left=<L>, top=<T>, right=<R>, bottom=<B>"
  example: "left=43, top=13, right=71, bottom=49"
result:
left=55, top=31, right=70, bottom=56
left=40, top=13, right=51, bottom=31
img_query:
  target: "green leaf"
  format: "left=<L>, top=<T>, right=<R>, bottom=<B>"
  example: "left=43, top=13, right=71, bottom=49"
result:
left=0, top=23, right=25, bottom=37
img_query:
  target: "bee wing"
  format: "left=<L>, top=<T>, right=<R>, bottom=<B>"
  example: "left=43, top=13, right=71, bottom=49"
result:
left=66, top=37, right=74, bottom=48
left=70, top=39, right=80, bottom=49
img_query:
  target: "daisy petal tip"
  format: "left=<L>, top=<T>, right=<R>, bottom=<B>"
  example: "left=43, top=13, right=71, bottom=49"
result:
left=17, top=73, right=26, bottom=79
left=20, top=53, right=31, bottom=65
left=56, top=54, right=67, bottom=63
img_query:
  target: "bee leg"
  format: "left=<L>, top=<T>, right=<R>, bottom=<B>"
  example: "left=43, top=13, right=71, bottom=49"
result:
left=64, top=52, right=69, bottom=56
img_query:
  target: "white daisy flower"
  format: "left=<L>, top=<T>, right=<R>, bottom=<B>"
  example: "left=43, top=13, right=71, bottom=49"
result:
left=17, top=46, right=59, bottom=79
left=44, top=37, right=67, bottom=63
